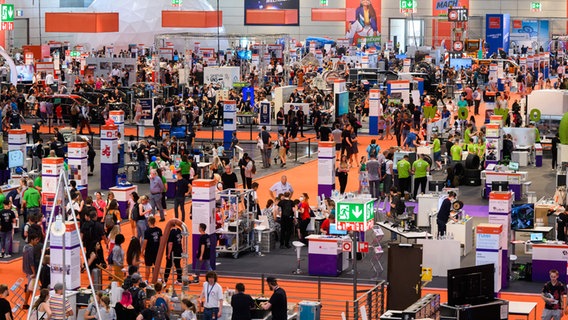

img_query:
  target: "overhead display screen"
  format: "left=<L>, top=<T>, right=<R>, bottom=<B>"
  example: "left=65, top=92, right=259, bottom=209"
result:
left=244, top=0, right=300, bottom=26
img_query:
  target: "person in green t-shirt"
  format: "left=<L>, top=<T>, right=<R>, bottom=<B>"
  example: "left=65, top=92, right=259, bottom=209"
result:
left=23, top=180, right=42, bottom=216
left=396, top=155, right=411, bottom=197
left=179, top=154, right=191, bottom=181
left=468, top=143, right=477, bottom=155
left=450, top=139, right=463, bottom=162
left=464, top=123, right=473, bottom=145
left=476, top=138, right=486, bottom=167
left=411, top=154, right=430, bottom=200
left=530, top=123, right=541, bottom=143
left=148, top=156, right=159, bottom=174
left=0, top=192, right=5, bottom=207
left=432, top=134, right=442, bottom=171
left=34, top=176, right=42, bottom=193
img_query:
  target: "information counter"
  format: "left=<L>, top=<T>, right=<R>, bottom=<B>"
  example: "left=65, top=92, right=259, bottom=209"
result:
left=305, top=235, right=350, bottom=277
left=481, top=170, right=529, bottom=201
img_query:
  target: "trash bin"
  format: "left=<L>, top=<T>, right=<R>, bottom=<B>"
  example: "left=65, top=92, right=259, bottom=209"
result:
left=299, top=301, right=322, bottom=320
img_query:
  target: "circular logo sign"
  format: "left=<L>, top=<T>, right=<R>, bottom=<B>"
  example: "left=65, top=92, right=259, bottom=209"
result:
left=448, top=10, right=458, bottom=21
left=453, top=41, right=464, bottom=52
left=342, top=241, right=352, bottom=252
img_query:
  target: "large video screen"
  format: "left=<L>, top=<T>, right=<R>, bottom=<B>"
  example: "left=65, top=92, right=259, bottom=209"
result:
left=335, top=92, right=349, bottom=118
left=511, top=203, right=534, bottom=230
left=244, top=0, right=299, bottom=26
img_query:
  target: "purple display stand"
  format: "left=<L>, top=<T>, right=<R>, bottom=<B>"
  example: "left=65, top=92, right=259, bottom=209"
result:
left=536, top=155, right=542, bottom=167
left=532, top=259, right=567, bottom=283
left=308, top=253, right=342, bottom=276
left=77, top=186, right=88, bottom=203
left=167, top=181, right=176, bottom=199
left=318, top=184, right=334, bottom=199
left=101, top=163, right=118, bottom=190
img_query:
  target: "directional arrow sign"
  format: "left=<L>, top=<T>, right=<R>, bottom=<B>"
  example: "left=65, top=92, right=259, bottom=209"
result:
left=1, top=4, right=14, bottom=22
left=336, top=199, right=375, bottom=231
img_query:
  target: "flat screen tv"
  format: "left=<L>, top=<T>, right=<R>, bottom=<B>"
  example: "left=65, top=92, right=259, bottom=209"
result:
left=447, top=264, right=495, bottom=306
left=335, top=92, right=349, bottom=118
left=511, top=203, right=535, bottom=230
left=428, top=180, right=446, bottom=192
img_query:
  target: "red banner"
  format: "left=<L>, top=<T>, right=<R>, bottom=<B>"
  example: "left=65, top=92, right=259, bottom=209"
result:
left=432, top=0, right=469, bottom=48
left=345, top=0, right=381, bottom=45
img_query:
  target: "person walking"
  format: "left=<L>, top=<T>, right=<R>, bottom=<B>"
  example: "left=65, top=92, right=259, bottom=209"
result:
left=244, top=156, right=255, bottom=189
left=141, top=216, right=162, bottom=280
left=149, top=169, right=165, bottom=221
left=174, top=171, right=191, bottom=221
left=259, top=126, right=272, bottom=168
left=337, top=155, right=350, bottom=194
left=277, top=192, right=294, bottom=249
left=0, top=199, right=15, bottom=258
left=367, top=153, right=381, bottom=200
left=164, top=223, right=183, bottom=285
left=194, top=223, right=212, bottom=279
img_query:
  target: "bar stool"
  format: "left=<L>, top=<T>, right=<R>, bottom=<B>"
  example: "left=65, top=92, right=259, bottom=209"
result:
left=292, top=241, right=305, bottom=274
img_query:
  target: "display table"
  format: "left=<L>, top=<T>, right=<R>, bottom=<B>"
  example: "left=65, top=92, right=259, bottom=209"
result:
left=109, top=185, right=138, bottom=219
left=305, top=234, right=350, bottom=277
left=508, top=301, right=537, bottom=320
left=377, top=221, right=432, bottom=243
left=416, top=238, right=461, bottom=276
left=532, top=242, right=568, bottom=282
left=481, top=170, right=529, bottom=201
left=446, top=217, right=474, bottom=256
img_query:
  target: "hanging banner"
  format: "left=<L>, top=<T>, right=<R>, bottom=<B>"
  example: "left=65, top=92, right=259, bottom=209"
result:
left=345, top=0, right=381, bottom=46
left=432, top=0, right=469, bottom=48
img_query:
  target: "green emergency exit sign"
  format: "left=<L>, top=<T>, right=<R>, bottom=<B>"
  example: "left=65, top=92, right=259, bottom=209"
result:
left=531, top=2, right=542, bottom=12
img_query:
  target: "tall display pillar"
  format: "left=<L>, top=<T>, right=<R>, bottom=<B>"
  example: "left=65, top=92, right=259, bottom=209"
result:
left=109, top=110, right=125, bottom=168
left=42, top=157, right=65, bottom=217
left=476, top=224, right=503, bottom=293
left=100, top=125, right=118, bottom=190
left=67, top=142, right=89, bottom=199
left=318, top=142, right=335, bottom=198
left=223, top=100, right=236, bottom=154
left=485, top=123, right=502, bottom=168
left=8, top=129, right=27, bottom=171
left=333, top=79, right=346, bottom=93
left=487, top=191, right=512, bottom=289
left=191, top=179, right=217, bottom=271
left=543, top=52, right=550, bottom=79
left=368, top=88, right=380, bottom=135
left=50, top=222, right=82, bottom=290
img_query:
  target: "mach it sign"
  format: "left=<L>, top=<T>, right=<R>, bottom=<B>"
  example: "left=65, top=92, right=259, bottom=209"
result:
left=0, top=4, right=14, bottom=31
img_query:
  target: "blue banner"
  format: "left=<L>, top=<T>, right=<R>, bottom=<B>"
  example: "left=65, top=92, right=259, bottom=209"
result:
left=485, top=14, right=510, bottom=56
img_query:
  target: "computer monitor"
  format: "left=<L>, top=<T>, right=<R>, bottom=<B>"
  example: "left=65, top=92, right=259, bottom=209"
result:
left=511, top=203, right=535, bottom=230
left=429, top=181, right=446, bottom=192
left=530, top=233, right=543, bottom=242
left=491, top=181, right=509, bottom=192
left=329, top=223, right=347, bottom=236
left=447, top=264, right=495, bottom=306
left=508, top=162, right=519, bottom=171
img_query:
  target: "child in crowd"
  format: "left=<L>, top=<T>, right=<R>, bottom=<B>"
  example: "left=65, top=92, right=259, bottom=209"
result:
left=111, top=234, right=125, bottom=279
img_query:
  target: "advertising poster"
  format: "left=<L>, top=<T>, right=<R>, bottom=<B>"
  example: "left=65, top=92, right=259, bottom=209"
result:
left=244, top=0, right=299, bottom=26
left=432, top=0, right=469, bottom=48
left=345, top=0, right=381, bottom=46
left=485, top=14, right=511, bottom=56
left=511, top=20, right=549, bottom=48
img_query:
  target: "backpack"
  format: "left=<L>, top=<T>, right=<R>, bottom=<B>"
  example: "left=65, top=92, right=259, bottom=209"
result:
left=131, top=204, right=141, bottom=221
left=369, top=145, right=379, bottom=158
left=380, top=161, right=387, bottom=177
left=251, top=161, right=257, bottom=174
left=283, top=137, right=290, bottom=150
left=129, top=286, right=147, bottom=313
left=151, top=296, right=170, bottom=320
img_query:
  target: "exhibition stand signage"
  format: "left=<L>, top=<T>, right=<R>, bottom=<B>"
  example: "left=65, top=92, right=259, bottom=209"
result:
left=335, top=199, right=375, bottom=231
left=191, top=179, right=217, bottom=271
left=476, top=223, right=503, bottom=293
left=317, top=141, right=335, bottom=198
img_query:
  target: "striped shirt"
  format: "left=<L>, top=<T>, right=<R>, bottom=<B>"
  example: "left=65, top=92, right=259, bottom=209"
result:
left=49, top=293, right=72, bottom=320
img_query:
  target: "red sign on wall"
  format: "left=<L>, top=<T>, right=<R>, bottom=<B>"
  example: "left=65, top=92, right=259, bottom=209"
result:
left=489, top=17, right=501, bottom=29
left=513, top=20, right=522, bottom=29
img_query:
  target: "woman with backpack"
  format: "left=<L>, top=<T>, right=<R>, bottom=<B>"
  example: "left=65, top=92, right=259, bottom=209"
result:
left=149, top=282, right=171, bottom=318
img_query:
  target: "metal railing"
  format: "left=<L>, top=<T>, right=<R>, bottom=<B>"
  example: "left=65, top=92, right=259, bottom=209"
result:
left=86, top=267, right=385, bottom=320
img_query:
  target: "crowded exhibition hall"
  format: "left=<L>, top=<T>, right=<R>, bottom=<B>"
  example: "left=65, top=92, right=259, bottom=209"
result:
left=0, top=0, right=567, bottom=319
